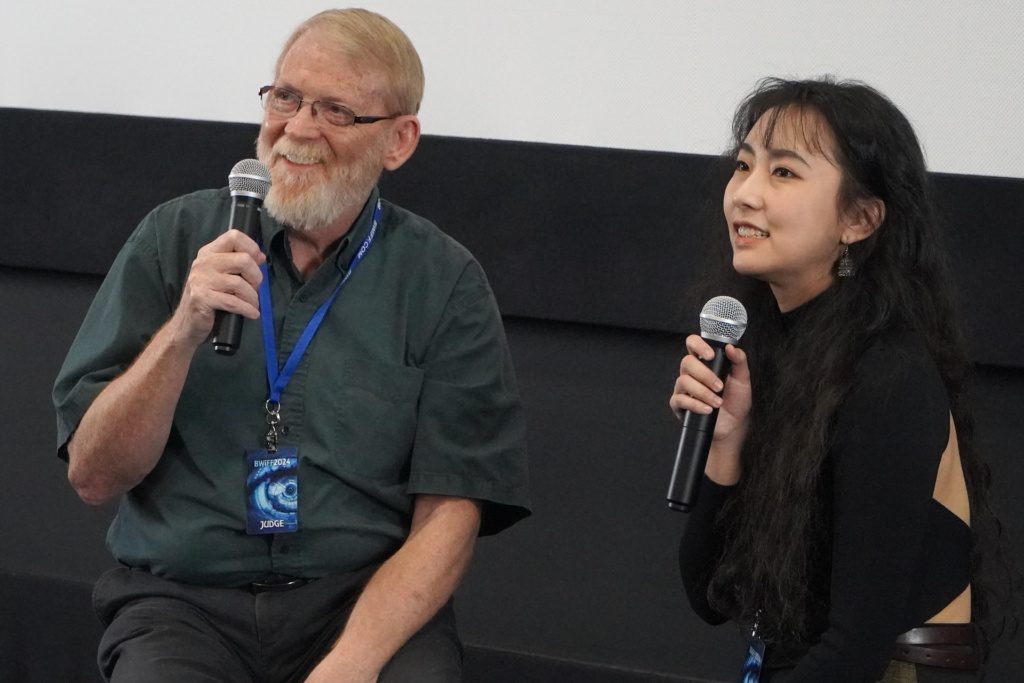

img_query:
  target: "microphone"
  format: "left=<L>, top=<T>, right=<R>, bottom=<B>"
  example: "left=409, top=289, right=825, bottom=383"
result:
left=211, top=159, right=272, bottom=355
left=667, top=296, right=748, bottom=512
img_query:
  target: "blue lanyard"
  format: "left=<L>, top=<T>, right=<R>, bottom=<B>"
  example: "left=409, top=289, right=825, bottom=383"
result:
left=258, top=200, right=381, bottom=407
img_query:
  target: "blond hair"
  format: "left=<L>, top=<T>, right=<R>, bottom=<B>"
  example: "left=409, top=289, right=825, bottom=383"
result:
left=274, top=8, right=424, bottom=114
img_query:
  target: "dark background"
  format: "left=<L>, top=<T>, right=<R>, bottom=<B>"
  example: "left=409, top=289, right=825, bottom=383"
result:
left=1, top=108, right=1021, bottom=682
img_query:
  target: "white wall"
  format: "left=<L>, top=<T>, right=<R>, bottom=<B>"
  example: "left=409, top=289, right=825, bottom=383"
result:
left=3, top=1, right=1021, bottom=178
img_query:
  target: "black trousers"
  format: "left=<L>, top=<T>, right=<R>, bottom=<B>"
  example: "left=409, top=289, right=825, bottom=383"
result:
left=92, top=566, right=462, bottom=683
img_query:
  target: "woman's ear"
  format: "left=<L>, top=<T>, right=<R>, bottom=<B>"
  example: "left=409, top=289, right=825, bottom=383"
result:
left=843, top=197, right=885, bottom=245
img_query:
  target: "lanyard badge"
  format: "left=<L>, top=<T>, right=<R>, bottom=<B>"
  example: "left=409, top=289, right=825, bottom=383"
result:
left=244, top=200, right=381, bottom=535
left=245, top=448, right=299, bottom=534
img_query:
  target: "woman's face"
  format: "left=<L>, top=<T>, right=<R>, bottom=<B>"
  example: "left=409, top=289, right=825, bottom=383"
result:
left=723, top=108, right=852, bottom=311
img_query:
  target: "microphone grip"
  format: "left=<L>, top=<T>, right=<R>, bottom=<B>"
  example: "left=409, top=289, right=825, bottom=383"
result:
left=667, top=340, right=730, bottom=511
left=211, top=196, right=263, bottom=355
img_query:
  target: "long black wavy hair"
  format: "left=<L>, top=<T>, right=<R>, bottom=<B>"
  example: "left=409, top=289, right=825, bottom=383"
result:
left=698, top=77, right=1014, bottom=646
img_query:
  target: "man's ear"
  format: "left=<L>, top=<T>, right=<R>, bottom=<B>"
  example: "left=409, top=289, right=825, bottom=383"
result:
left=842, top=197, right=885, bottom=245
left=382, top=115, right=421, bottom=171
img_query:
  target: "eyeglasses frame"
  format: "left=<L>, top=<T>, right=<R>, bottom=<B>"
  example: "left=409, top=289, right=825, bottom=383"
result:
left=258, top=85, right=398, bottom=127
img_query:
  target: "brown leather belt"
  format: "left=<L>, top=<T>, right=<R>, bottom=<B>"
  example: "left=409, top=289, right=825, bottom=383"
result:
left=893, top=624, right=979, bottom=670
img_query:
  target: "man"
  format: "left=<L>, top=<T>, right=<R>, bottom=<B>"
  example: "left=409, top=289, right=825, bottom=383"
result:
left=52, top=9, right=529, bottom=683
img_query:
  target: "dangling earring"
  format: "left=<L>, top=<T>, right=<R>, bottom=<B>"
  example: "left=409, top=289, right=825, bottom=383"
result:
left=837, top=244, right=854, bottom=279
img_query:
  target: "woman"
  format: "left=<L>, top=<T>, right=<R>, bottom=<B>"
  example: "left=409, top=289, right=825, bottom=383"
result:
left=672, top=77, right=1007, bottom=681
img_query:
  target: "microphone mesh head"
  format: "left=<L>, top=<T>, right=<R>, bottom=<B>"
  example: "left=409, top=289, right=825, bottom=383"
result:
left=228, top=159, right=271, bottom=199
left=699, top=296, right=748, bottom=344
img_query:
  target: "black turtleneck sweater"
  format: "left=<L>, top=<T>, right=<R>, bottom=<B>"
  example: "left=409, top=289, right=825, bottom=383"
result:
left=678, top=315, right=972, bottom=681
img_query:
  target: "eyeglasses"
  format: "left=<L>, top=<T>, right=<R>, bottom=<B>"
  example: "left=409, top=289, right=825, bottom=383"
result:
left=258, top=85, right=398, bottom=128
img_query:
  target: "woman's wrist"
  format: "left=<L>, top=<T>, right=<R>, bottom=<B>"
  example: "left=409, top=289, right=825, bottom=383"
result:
left=705, top=439, right=744, bottom=486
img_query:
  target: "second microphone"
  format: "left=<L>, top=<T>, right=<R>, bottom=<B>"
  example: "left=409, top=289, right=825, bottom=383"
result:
left=667, top=295, right=748, bottom=512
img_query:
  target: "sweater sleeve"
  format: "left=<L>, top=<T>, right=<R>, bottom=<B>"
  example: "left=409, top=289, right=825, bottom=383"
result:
left=773, top=338, right=951, bottom=682
left=679, top=474, right=736, bottom=625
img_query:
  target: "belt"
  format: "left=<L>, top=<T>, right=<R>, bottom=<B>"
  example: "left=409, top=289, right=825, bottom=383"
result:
left=249, top=574, right=314, bottom=594
left=893, top=624, right=979, bottom=671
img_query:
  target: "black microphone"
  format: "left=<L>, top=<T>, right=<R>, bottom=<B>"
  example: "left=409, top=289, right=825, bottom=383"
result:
left=211, top=159, right=272, bottom=355
left=667, top=296, right=748, bottom=512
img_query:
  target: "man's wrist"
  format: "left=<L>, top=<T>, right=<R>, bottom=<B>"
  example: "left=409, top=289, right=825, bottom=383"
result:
left=309, top=647, right=380, bottom=683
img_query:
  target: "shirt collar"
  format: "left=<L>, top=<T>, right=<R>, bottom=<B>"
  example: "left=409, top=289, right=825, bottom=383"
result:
left=261, top=186, right=381, bottom=276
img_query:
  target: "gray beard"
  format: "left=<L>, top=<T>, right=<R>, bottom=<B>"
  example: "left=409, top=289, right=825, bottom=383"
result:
left=257, top=137, right=383, bottom=232
left=263, top=174, right=374, bottom=233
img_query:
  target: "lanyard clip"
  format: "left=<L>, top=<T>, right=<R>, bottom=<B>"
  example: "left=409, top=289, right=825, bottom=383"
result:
left=749, top=609, right=763, bottom=639
left=265, top=399, right=282, bottom=453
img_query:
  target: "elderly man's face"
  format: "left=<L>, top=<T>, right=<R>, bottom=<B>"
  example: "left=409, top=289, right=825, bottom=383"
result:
left=257, top=30, right=394, bottom=231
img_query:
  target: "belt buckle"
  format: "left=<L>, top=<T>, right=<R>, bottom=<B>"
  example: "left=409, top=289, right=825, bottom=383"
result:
left=250, top=575, right=309, bottom=594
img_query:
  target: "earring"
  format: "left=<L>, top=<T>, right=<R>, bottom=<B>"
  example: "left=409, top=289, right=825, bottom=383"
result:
left=837, top=245, right=854, bottom=279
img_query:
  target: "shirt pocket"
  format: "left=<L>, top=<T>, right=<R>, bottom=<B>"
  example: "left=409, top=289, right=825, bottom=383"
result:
left=330, top=357, right=424, bottom=482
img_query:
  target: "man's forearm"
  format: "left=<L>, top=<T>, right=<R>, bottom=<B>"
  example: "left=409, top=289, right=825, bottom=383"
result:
left=67, top=318, right=197, bottom=505
left=307, top=495, right=482, bottom=682
left=67, top=229, right=267, bottom=506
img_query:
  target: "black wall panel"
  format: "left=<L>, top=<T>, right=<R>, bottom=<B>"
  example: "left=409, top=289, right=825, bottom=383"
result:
left=2, top=108, right=1022, bottom=682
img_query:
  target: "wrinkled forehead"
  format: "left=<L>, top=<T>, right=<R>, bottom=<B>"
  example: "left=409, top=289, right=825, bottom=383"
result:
left=745, top=106, right=839, bottom=163
left=278, top=31, right=392, bottom=105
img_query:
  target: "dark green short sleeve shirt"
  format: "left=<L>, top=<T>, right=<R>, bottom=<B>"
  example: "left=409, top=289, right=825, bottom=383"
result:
left=53, top=187, right=530, bottom=586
